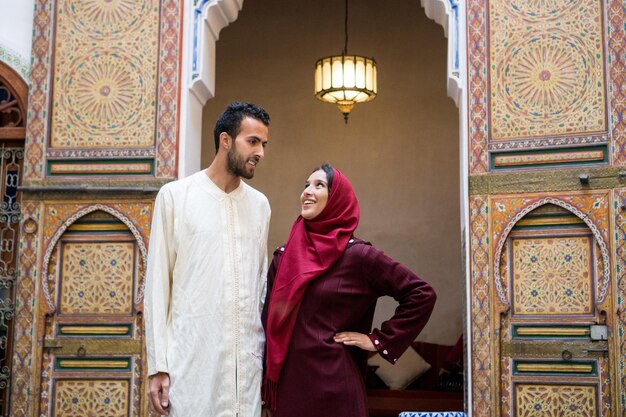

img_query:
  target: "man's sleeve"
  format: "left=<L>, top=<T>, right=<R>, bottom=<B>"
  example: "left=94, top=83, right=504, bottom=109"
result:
left=259, top=201, right=271, bottom=312
left=144, top=187, right=176, bottom=376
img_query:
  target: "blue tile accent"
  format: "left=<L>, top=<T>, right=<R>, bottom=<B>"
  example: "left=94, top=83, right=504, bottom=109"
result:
left=449, top=0, right=459, bottom=73
left=192, top=0, right=212, bottom=79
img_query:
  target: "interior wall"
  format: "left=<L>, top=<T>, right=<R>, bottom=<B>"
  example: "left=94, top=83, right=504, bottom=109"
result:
left=201, top=0, right=461, bottom=345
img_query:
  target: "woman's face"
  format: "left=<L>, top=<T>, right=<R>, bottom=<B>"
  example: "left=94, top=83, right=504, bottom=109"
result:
left=301, top=169, right=329, bottom=220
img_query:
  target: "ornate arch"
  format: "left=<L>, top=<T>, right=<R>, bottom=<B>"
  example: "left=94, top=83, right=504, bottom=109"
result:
left=421, top=0, right=462, bottom=105
left=0, top=60, right=28, bottom=137
left=0, top=45, right=29, bottom=83
left=492, top=197, right=611, bottom=307
left=190, top=0, right=463, bottom=106
left=190, top=0, right=243, bottom=104
left=40, top=204, right=149, bottom=313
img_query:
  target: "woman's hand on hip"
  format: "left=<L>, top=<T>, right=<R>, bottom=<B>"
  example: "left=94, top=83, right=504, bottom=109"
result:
left=333, top=332, right=376, bottom=352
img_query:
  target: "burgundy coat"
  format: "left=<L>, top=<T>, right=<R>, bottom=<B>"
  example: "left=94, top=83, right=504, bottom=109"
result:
left=262, top=238, right=437, bottom=417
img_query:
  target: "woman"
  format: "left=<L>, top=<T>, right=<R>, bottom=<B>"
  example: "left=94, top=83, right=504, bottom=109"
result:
left=263, top=164, right=436, bottom=417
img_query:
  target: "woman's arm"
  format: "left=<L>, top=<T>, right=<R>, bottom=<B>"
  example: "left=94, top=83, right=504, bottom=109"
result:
left=362, top=244, right=437, bottom=363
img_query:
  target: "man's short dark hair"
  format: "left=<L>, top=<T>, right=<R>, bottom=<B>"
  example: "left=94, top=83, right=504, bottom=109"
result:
left=214, top=102, right=270, bottom=152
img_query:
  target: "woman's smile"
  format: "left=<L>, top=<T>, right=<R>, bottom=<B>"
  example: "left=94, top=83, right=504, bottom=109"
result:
left=300, top=169, right=329, bottom=220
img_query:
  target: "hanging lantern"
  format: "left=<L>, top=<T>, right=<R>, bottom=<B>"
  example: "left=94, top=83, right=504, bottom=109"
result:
left=313, top=0, right=378, bottom=123
left=314, top=55, right=377, bottom=123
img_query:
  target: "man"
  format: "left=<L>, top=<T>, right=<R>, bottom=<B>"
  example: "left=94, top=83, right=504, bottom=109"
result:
left=145, top=102, right=271, bottom=416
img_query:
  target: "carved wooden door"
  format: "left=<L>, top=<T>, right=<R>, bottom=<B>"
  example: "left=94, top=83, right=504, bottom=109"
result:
left=37, top=210, right=146, bottom=417
left=498, top=204, right=613, bottom=417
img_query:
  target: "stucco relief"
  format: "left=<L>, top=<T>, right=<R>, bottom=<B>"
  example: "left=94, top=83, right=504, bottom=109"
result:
left=489, top=0, right=606, bottom=140
left=0, top=44, right=29, bottom=82
left=24, top=0, right=181, bottom=181
left=50, top=0, right=160, bottom=148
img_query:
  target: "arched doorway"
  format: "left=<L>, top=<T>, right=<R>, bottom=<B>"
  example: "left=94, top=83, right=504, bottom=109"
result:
left=36, top=208, right=148, bottom=417
left=191, top=0, right=468, bottom=415
left=494, top=201, right=613, bottom=417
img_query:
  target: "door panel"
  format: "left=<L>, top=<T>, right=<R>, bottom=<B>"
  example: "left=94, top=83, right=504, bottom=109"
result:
left=499, top=204, right=612, bottom=417
left=38, top=211, right=144, bottom=417
left=515, top=384, right=597, bottom=417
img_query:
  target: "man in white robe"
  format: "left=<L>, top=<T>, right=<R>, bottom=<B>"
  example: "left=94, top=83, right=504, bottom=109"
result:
left=145, top=102, right=271, bottom=417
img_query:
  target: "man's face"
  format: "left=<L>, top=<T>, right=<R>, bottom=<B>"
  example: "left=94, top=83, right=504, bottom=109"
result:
left=226, top=117, right=269, bottom=179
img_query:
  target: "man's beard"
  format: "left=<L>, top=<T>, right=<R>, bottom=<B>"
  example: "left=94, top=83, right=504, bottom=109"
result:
left=227, top=143, right=254, bottom=179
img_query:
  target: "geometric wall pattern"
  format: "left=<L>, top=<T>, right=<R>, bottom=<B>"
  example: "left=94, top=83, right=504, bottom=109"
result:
left=59, top=241, right=135, bottom=315
left=51, top=0, right=160, bottom=148
left=511, top=236, right=594, bottom=316
left=24, top=0, right=181, bottom=180
left=489, top=0, right=606, bottom=140
left=515, top=384, right=597, bottom=417
left=469, top=0, right=626, bottom=175
left=465, top=0, right=625, bottom=412
left=53, top=379, right=129, bottom=417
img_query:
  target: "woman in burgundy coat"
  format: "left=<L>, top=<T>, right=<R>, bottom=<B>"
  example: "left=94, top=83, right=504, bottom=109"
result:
left=262, top=164, right=436, bottom=417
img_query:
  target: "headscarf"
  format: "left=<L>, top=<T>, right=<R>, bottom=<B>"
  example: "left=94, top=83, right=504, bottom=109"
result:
left=264, top=167, right=360, bottom=409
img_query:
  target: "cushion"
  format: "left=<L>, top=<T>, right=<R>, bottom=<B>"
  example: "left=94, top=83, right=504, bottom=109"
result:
left=410, top=341, right=454, bottom=389
left=367, top=347, right=431, bottom=390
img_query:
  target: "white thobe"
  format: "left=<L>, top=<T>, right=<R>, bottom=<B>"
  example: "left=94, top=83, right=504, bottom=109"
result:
left=144, top=170, right=271, bottom=417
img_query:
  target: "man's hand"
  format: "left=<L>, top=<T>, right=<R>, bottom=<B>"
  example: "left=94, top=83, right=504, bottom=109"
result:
left=333, top=332, right=376, bottom=351
left=149, top=372, right=171, bottom=416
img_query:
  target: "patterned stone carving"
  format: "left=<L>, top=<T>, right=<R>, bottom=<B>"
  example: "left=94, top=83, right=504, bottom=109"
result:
left=38, top=323, right=55, bottom=417
left=468, top=0, right=489, bottom=174
left=469, top=196, right=492, bottom=417
left=608, top=0, right=626, bottom=164
left=54, top=379, right=130, bottom=417
left=50, top=0, right=159, bottom=148
left=515, top=384, right=596, bottom=417
left=11, top=202, right=42, bottom=417
left=511, top=236, right=593, bottom=316
left=59, top=242, right=134, bottom=315
left=489, top=0, right=605, bottom=140
left=154, top=0, right=182, bottom=178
